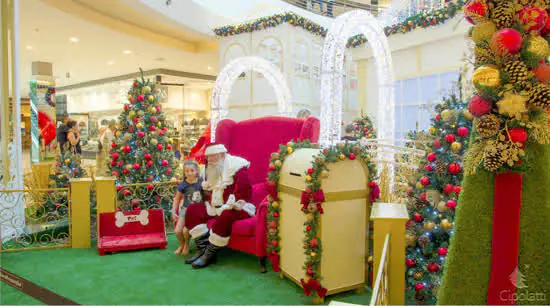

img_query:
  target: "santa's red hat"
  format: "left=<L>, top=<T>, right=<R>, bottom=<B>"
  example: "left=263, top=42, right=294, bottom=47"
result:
left=205, top=143, right=227, bottom=156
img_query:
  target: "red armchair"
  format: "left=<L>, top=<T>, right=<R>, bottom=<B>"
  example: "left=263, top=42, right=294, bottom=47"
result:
left=213, top=116, right=320, bottom=272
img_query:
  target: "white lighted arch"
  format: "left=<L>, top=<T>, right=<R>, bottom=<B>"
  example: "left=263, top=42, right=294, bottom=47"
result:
left=321, top=10, right=395, bottom=146
left=210, top=56, right=293, bottom=142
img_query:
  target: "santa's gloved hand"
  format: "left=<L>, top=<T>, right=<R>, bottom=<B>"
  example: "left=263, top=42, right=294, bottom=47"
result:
left=205, top=201, right=217, bottom=217
left=225, top=195, right=238, bottom=210
left=234, top=200, right=246, bottom=211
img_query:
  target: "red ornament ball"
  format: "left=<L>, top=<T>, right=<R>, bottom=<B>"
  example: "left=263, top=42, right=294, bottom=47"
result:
left=533, top=63, right=550, bottom=84
left=406, top=258, right=417, bottom=268
left=307, top=269, right=313, bottom=276
left=420, top=176, right=430, bottom=186
left=138, top=131, right=145, bottom=138
left=457, top=127, right=469, bottom=138
left=146, top=161, right=154, bottom=168
left=161, top=160, right=169, bottom=166
left=110, top=161, right=116, bottom=167
left=129, top=97, right=136, bottom=104
left=147, top=184, right=154, bottom=191
left=137, top=95, right=144, bottom=101
left=444, top=184, right=454, bottom=194
left=414, top=282, right=426, bottom=292
left=122, top=189, right=131, bottom=197
left=420, top=192, right=427, bottom=201
left=144, top=153, right=152, bottom=160
left=427, top=262, right=441, bottom=273
left=269, top=164, right=275, bottom=171
left=157, top=144, right=164, bottom=151
left=490, top=28, right=523, bottom=56
left=424, top=165, right=434, bottom=171
left=133, top=117, right=139, bottom=123
left=468, top=95, right=493, bottom=118
left=454, top=185, right=462, bottom=194
left=448, top=163, right=461, bottom=175
left=306, top=225, right=312, bottom=231
left=542, top=14, right=550, bottom=36
left=269, top=221, right=277, bottom=228
left=111, top=142, right=117, bottom=149
left=414, top=213, right=424, bottom=223
left=519, top=6, right=548, bottom=32
left=166, top=167, right=173, bottom=175
left=151, top=116, right=158, bottom=123
left=123, top=146, right=131, bottom=154
left=117, top=161, right=124, bottom=167
left=123, top=169, right=129, bottom=174
left=348, top=153, right=356, bottom=160
left=147, top=175, right=154, bottom=182
left=433, top=139, right=442, bottom=149
left=112, top=153, right=120, bottom=160
left=158, top=130, right=164, bottom=137
left=507, top=127, right=528, bottom=144
left=406, top=187, right=414, bottom=195
left=149, top=126, right=156, bottom=131
left=446, top=200, right=457, bottom=210
left=131, top=198, right=140, bottom=207
left=112, top=171, right=120, bottom=177
left=310, top=239, right=318, bottom=248
left=268, top=180, right=276, bottom=187
left=124, top=104, right=129, bottom=111
left=167, top=144, right=172, bottom=151
left=445, top=134, right=456, bottom=143
left=307, top=168, right=314, bottom=174
left=427, top=152, right=437, bottom=162
left=464, top=0, right=488, bottom=24
left=133, top=163, right=140, bottom=170
left=272, top=240, right=278, bottom=246
left=435, top=113, right=441, bottom=121
left=273, top=212, right=279, bottom=218
left=438, top=247, right=448, bottom=256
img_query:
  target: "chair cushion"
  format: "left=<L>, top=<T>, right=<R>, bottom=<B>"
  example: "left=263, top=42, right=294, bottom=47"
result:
left=100, top=233, right=166, bottom=248
left=206, top=216, right=256, bottom=237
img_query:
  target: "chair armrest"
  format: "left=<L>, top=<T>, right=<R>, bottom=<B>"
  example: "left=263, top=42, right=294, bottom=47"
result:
left=255, top=199, right=269, bottom=257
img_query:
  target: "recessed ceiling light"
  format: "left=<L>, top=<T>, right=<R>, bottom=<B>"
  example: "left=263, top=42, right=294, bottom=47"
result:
left=107, top=61, right=115, bottom=65
left=26, top=45, right=33, bottom=50
left=207, top=66, right=213, bottom=70
left=70, top=37, right=79, bottom=42
left=123, top=50, right=132, bottom=54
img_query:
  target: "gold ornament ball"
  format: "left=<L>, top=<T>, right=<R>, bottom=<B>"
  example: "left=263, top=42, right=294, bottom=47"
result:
left=274, top=160, right=282, bottom=167
left=472, top=21, right=497, bottom=43
left=527, top=36, right=550, bottom=60
left=423, top=221, right=436, bottom=232
left=129, top=110, right=136, bottom=118
left=406, top=233, right=417, bottom=246
left=168, top=139, right=173, bottom=144
left=368, top=256, right=373, bottom=263
left=142, top=86, right=151, bottom=94
left=441, top=109, right=454, bottom=122
left=426, top=147, right=433, bottom=153
left=311, top=252, right=317, bottom=257
left=287, top=147, right=293, bottom=154
left=414, top=272, right=424, bottom=280
left=441, top=219, right=453, bottom=230
left=151, top=107, right=157, bottom=114
left=151, top=139, right=158, bottom=146
left=306, top=213, right=314, bottom=221
left=429, top=126, right=438, bottom=135
left=57, top=174, right=64, bottom=179
left=116, top=131, right=122, bottom=137
left=127, top=94, right=132, bottom=100
left=321, top=170, right=329, bottom=178
left=157, top=122, right=162, bottom=127
left=137, top=110, right=145, bottom=117
left=64, top=158, right=71, bottom=164
left=337, top=143, right=345, bottom=150
left=437, top=201, right=447, bottom=212
left=306, top=175, right=312, bottom=182
left=148, top=95, right=154, bottom=102
left=124, top=133, right=132, bottom=141
left=125, top=164, right=132, bottom=171
left=463, top=109, right=473, bottom=120
left=271, top=201, right=279, bottom=208
left=286, top=141, right=295, bottom=147
left=451, top=142, right=463, bottom=152
left=136, top=123, right=143, bottom=129
left=473, top=66, right=501, bottom=90
left=339, top=154, right=346, bottom=160
left=416, top=182, right=424, bottom=189
left=308, top=203, right=318, bottom=212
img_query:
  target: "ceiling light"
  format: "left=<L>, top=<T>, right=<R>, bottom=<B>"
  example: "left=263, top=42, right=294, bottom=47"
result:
left=26, top=45, right=33, bottom=50
left=123, top=50, right=132, bottom=54
left=70, top=37, right=79, bottom=42
left=207, top=66, right=213, bottom=70
left=107, top=61, right=115, bottom=65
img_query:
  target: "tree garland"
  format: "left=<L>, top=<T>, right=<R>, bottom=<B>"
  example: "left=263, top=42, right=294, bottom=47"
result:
left=213, top=1, right=465, bottom=49
left=266, top=140, right=378, bottom=298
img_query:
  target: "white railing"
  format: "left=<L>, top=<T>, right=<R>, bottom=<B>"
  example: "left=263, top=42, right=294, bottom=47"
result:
left=370, top=233, right=390, bottom=306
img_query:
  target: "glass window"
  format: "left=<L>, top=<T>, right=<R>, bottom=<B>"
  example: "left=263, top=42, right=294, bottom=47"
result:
left=402, top=78, right=419, bottom=105
left=440, top=71, right=459, bottom=95
left=420, top=74, right=439, bottom=103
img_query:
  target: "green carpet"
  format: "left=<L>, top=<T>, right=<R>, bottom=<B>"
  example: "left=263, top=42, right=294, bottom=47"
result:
left=439, top=144, right=550, bottom=305
left=1, top=235, right=371, bottom=305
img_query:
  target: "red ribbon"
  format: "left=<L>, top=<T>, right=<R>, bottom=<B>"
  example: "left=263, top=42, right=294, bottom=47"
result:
left=300, top=190, right=325, bottom=212
left=268, top=253, right=280, bottom=272
left=487, top=172, right=523, bottom=305
left=369, top=182, right=380, bottom=203
left=300, top=278, right=327, bottom=298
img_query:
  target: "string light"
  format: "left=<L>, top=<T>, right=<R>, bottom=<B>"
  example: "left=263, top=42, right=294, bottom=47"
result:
left=210, top=56, right=293, bottom=142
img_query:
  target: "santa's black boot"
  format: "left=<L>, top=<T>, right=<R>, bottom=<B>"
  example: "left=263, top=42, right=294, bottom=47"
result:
left=185, top=233, right=209, bottom=264
left=192, top=243, right=221, bottom=269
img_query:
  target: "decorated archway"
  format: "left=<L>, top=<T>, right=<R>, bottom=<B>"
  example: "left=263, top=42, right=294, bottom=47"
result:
left=210, top=56, right=293, bottom=142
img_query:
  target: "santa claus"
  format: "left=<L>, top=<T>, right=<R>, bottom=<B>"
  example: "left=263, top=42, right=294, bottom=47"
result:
left=184, top=143, right=255, bottom=268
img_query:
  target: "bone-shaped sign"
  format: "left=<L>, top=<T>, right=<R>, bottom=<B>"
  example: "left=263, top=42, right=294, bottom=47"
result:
left=115, top=210, right=149, bottom=228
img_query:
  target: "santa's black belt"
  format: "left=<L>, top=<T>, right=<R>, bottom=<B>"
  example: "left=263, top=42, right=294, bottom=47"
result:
left=214, top=205, right=222, bottom=208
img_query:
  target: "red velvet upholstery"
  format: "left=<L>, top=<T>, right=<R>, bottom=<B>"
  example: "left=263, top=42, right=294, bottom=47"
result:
left=213, top=116, right=320, bottom=258
left=98, top=209, right=167, bottom=255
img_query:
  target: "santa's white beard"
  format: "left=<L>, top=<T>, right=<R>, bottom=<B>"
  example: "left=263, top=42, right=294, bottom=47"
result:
left=206, top=159, right=225, bottom=185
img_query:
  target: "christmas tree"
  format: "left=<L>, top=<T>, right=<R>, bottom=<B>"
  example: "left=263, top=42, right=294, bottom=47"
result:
left=38, top=146, right=85, bottom=218
left=404, top=92, right=473, bottom=304
left=108, top=70, right=176, bottom=213
left=352, top=111, right=377, bottom=139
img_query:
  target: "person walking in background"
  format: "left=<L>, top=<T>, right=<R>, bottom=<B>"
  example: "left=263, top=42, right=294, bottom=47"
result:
left=296, top=108, right=311, bottom=119
left=341, top=124, right=358, bottom=142
left=57, top=116, right=70, bottom=153
left=67, top=120, right=82, bottom=154
left=326, top=0, right=334, bottom=17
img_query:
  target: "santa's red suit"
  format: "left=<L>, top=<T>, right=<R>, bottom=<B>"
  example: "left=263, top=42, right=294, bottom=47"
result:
left=184, top=144, right=255, bottom=268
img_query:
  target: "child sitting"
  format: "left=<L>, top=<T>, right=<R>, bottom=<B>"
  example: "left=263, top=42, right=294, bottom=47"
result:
left=172, top=160, right=203, bottom=255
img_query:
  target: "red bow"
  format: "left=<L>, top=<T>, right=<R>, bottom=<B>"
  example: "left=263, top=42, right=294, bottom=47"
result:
left=369, top=182, right=380, bottom=203
left=301, top=189, right=325, bottom=206
left=266, top=184, right=278, bottom=201
left=268, top=254, right=280, bottom=272
left=300, top=278, right=327, bottom=298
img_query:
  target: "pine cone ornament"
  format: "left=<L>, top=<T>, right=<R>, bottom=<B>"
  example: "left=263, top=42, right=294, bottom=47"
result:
left=491, top=1, right=514, bottom=28
left=475, top=46, right=493, bottom=66
left=504, top=61, right=528, bottom=85
left=484, top=148, right=505, bottom=172
left=435, top=160, right=446, bottom=174
left=476, top=114, right=501, bottom=138
left=528, top=83, right=550, bottom=109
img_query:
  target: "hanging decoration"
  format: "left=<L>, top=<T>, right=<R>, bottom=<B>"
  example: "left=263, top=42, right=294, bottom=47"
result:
left=213, top=1, right=465, bottom=49
left=266, top=140, right=378, bottom=299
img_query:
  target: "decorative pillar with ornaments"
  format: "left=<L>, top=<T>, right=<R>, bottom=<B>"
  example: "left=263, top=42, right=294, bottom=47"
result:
left=439, top=1, right=550, bottom=305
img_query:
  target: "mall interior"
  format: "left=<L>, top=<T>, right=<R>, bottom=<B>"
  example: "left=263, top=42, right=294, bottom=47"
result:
left=0, top=0, right=549, bottom=305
